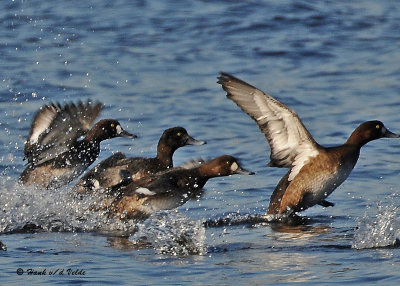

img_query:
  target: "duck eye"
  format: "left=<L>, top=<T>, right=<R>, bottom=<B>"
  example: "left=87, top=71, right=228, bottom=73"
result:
left=177, top=132, right=181, bottom=137
left=376, top=124, right=380, bottom=129
left=110, top=123, right=115, bottom=128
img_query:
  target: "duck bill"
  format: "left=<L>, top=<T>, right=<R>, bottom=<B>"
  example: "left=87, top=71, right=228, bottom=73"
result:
left=185, top=135, right=206, bottom=146
left=234, top=167, right=255, bottom=175
left=119, top=129, right=138, bottom=139
left=382, top=128, right=400, bottom=138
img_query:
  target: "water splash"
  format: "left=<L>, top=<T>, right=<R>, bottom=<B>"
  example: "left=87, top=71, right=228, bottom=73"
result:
left=1, top=181, right=206, bottom=255
left=129, top=211, right=206, bottom=256
left=352, top=194, right=400, bottom=250
left=0, top=181, right=137, bottom=234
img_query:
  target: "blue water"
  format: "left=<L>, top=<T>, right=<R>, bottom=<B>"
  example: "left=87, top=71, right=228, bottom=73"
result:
left=1, top=0, right=400, bottom=284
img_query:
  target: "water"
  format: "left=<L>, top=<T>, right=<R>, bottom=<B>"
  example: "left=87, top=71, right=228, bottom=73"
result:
left=1, top=0, right=400, bottom=284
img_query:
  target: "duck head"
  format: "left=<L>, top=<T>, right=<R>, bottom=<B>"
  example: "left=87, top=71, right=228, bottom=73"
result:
left=161, top=126, right=206, bottom=149
left=346, top=120, right=399, bottom=147
left=201, top=155, right=255, bottom=177
left=86, top=119, right=137, bottom=142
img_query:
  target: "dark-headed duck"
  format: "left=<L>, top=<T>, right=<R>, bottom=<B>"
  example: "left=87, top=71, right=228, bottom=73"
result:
left=110, top=155, right=254, bottom=220
left=0, top=240, right=6, bottom=251
left=19, top=100, right=136, bottom=189
left=218, top=72, right=399, bottom=216
left=74, top=126, right=206, bottom=193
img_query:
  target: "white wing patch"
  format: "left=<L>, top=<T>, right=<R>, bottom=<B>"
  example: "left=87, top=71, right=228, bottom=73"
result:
left=288, top=147, right=319, bottom=181
left=29, top=108, right=58, bottom=144
left=135, top=187, right=156, bottom=196
left=219, top=73, right=319, bottom=172
left=249, top=83, right=317, bottom=169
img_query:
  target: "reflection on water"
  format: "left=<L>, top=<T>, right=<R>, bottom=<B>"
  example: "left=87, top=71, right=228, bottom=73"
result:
left=269, top=223, right=331, bottom=236
left=205, top=212, right=333, bottom=235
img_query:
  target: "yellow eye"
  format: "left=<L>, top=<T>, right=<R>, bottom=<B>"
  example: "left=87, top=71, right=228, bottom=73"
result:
left=376, top=125, right=380, bottom=129
left=111, top=123, right=115, bottom=128
left=177, top=132, right=181, bottom=136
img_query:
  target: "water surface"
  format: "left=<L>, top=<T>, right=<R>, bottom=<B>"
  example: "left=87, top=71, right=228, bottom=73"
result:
left=1, top=0, right=400, bottom=284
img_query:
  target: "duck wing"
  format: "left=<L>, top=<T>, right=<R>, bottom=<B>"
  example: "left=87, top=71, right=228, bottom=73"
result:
left=178, top=158, right=206, bottom=169
left=94, top=152, right=127, bottom=169
left=24, top=100, right=103, bottom=165
left=218, top=72, right=319, bottom=180
left=117, top=167, right=183, bottom=198
left=75, top=152, right=127, bottom=187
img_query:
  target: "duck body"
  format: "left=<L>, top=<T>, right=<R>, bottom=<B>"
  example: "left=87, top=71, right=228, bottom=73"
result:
left=110, top=155, right=254, bottom=220
left=114, top=167, right=209, bottom=220
left=20, top=139, right=100, bottom=189
left=0, top=241, right=6, bottom=251
left=268, top=144, right=358, bottom=214
left=74, top=126, right=205, bottom=193
left=20, top=101, right=136, bottom=189
left=218, top=72, right=399, bottom=215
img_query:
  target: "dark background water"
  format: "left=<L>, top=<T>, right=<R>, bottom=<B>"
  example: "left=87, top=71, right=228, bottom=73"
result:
left=1, top=0, right=400, bottom=284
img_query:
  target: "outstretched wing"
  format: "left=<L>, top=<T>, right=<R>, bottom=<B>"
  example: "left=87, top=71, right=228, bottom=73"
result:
left=24, top=100, right=103, bottom=165
left=218, top=72, right=320, bottom=181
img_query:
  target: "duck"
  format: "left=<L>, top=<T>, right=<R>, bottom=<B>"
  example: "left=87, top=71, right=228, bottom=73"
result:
left=74, top=126, right=206, bottom=193
left=0, top=240, right=6, bottom=251
left=109, top=155, right=254, bottom=220
left=19, top=100, right=136, bottom=189
left=217, top=72, right=399, bottom=216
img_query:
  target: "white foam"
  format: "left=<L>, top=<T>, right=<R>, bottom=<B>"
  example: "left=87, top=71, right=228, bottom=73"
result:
left=352, top=194, right=400, bottom=249
left=129, top=211, right=206, bottom=255
left=0, top=181, right=136, bottom=234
